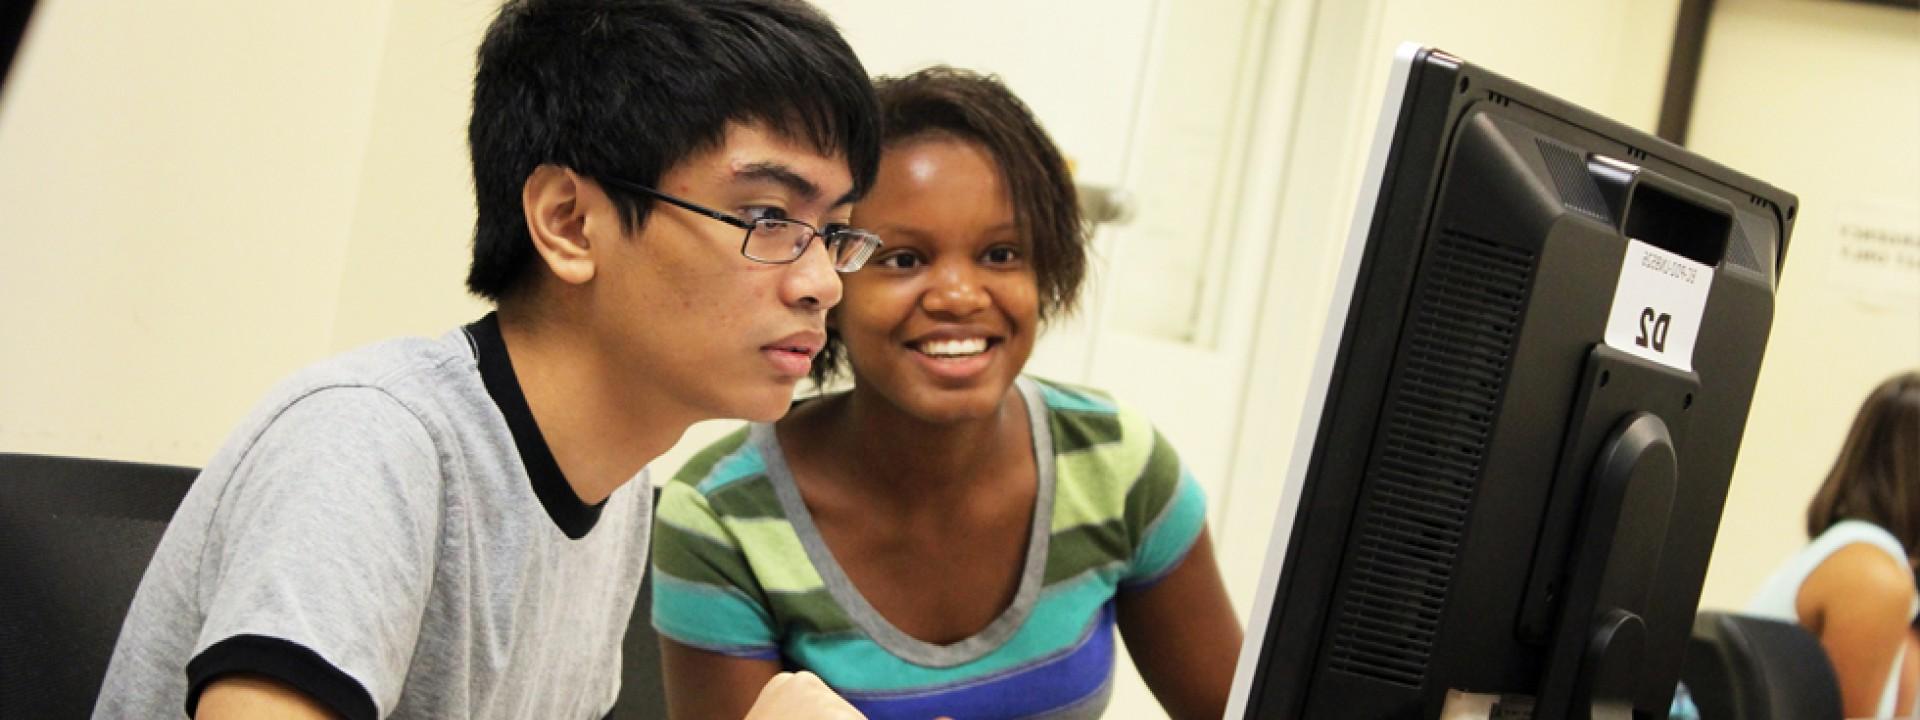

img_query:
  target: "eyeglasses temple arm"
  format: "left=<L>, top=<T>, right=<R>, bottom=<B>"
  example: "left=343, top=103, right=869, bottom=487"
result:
left=597, top=177, right=754, bottom=230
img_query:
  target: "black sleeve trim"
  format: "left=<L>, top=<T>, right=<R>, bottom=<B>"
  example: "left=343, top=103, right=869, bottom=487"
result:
left=185, top=634, right=378, bottom=720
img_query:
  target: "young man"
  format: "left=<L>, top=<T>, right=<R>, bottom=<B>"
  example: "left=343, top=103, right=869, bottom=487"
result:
left=93, top=1, right=881, bottom=717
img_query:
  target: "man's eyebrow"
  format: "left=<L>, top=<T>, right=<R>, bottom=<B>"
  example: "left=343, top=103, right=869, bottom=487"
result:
left=734, top=162, right=823, bottom=204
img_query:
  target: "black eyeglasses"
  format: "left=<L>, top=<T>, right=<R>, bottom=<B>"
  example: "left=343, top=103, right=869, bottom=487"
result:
left=595, top=176, right=881, bottom=272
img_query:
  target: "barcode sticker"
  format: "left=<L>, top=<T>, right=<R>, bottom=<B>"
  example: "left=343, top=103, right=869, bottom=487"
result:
left=1603, top=239, right=1714, bottom=373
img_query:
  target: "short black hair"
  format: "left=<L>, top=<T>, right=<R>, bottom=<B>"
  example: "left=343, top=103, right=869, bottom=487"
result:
left=465, top=0, right=880, bottom=301
left=812, top=66, right=1087, bottom=386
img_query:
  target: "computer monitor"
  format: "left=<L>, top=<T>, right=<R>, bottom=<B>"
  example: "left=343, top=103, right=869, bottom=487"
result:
left=1, top=0, right=34, bottom=95
left=1226, top=44, right=1796, bottom=719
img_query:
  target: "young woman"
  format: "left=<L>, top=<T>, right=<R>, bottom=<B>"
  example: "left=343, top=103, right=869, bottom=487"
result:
left=650, top=67, right=1243, bottom=720
left=1749, top=371, right=1920, bottom=718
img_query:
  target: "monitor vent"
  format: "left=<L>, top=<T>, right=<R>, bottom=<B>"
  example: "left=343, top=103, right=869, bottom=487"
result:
left=1725, top=216, right=1759, bottom=272
left=1537, top=140, right=1610, bottom=222
left=1325, top=231, right=1536, bottom=688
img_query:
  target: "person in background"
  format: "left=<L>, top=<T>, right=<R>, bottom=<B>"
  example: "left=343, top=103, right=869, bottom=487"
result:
left=93, top=0, right=882, bottom=717
left=650, top=66, right=1243, bottom=720
left=1748, top=370, right=1920, bottom=719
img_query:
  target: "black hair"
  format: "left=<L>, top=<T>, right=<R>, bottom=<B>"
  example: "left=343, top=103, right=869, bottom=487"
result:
left=811, top=66, right=1087, bottom=386
left=465, top=0, right=880, bottom=301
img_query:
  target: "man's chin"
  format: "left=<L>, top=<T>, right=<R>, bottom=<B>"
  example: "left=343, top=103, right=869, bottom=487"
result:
left=735, top=384, right=801, bottom=423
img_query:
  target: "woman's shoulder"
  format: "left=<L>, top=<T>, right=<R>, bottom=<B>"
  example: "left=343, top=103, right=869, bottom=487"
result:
left=665, top=424, right=763, bottom=492
left=1803, top=539, right=1918, bottom=614
left=1025, top=375, right=1172, bottom=432
left=1025, top=375, right=1122, bottom=414
left=1810, top=520, right=1912, bottom=568
left=1025, top=375, right=1185, bottom=490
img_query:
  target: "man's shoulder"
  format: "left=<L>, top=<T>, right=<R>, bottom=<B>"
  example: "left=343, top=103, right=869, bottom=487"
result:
left=284, top=332, right=472, bottom=396
left=206, top=330, right=486, bottom=470
left=251, top=332, right=477, bottom=420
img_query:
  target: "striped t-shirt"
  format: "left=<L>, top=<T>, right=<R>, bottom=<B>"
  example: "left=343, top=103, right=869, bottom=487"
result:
left=650, top=376, right=1209, bottom=719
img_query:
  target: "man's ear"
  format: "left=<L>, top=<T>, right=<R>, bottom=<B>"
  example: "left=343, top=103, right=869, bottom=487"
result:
left=522, top=164, right=597, bottom=286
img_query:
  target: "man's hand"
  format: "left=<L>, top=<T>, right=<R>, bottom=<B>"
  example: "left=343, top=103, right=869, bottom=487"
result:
left=743, top=671, right=864, bottom=720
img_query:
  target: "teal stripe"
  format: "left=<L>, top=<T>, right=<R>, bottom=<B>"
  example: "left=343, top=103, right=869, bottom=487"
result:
left=786, top=571, right=1119, bottom=692
left=652, top=572, right=776, bottom=652
left=1126, top=469, right=1207, bottom=584
left=696, top=445, right=768, bottom=495
left=1038, top=382, right=1116, bottom=415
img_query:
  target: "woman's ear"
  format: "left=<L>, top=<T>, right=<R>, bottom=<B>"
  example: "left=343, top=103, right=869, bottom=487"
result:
left=522, top=164, right=597, bottom=286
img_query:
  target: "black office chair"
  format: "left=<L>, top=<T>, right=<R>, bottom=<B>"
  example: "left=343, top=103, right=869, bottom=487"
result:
left=0, top=452, right=669, bottom=717
left=616, top=486, right=668, bottom=718
left=0, top=452, right=199, bottom=718
left=1681, top=610, right=1844, bottom=720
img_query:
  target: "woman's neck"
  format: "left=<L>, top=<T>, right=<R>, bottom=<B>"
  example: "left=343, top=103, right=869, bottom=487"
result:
left=792, top=382, right=1032, bottom=509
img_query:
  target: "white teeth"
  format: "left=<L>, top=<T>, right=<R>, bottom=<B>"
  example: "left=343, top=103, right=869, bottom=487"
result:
left=919, top=337, right=988, bottom=357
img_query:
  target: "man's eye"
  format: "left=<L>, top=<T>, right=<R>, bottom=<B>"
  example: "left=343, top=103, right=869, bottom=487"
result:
left=741, top=206, right=790, bottom=222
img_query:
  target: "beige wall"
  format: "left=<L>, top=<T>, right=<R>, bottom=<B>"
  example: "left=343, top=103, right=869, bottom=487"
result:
left=328, top=0, right=496, bottom=353
left=1379, top=0, right=1680, bottom=130
left=0, top=0, right=393, bottom=466
left=1690, top=0, right=1920, bottom=611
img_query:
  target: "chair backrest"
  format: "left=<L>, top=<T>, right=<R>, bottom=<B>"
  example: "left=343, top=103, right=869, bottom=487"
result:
left=0, top=452, right=198, bottom=718
left=0, top=453, right=671, bottom=717
left=615, top=485, right=667, bottom=717
left=1682, top=610, right=1844, bottom=720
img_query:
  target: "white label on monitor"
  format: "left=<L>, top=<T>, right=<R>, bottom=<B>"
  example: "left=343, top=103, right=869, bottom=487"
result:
left=1603, top=239, right=1713, bottom=372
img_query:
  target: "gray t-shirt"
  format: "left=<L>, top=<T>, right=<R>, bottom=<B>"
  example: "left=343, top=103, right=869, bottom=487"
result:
left=94, top=316, right=652, bottom=719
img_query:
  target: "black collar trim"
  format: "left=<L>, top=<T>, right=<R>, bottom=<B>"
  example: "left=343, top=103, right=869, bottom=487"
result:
left=464, top=312, right=603, bottom=539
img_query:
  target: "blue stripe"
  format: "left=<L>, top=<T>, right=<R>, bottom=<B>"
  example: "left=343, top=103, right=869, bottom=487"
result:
left=695, top=444, right=768, bottom=495
left=787, top=569, right=1118, bottom=691
left=1038, top=382, right=1116, bottom=415
left=651, top=573, right=777, bottom=653
left=843, top=603, right=1116, bottom=720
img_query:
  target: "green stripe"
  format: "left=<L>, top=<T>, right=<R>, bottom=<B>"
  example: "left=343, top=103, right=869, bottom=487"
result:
left=651, top=522, right=764, bottom=604
left=1051, top=408, right=1155, bottom=532
left=1121, top=430, right=1184, bottom=537
left=1049, top=410, right=1123, bottom=456
left=652, top=573, right=777, bottom=652
left=785, top=571, right=1118, bottom=692
left=1126, top=471, right=1207, bottom=584
left=728, top=515, right=827, bottom=594
left=654, top=482, right=736, bottom=548
left=706, top=474, right=787, bottom=520
left=1043, top=519, right=1130, bottom=586
left=766, top=588, right=858, bottom=636
left=672, top=427, right=751, bottom=487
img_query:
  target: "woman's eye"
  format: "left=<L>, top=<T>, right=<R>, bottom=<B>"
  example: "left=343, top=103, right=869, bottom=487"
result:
left=984, top=246, right=1022, bottom=265
left=741, top=205, right=790, bottom=222
left=876, top=252, right=922, bottom=270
